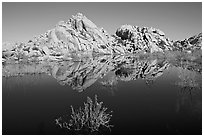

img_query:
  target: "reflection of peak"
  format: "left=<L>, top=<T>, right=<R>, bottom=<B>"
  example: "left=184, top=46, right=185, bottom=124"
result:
left=114, top=57, right=169, bottom=82
left=51, top=55, right=114, bottom=92
left=50, top=56, right=170, bottom=91
left=3, top=52, right=201, bottom=93
left=2, top=55, right=170, bottom=92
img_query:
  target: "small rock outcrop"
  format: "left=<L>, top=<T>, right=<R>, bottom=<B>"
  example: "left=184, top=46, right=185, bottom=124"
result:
left=173, top=33, right=202, bottom=52
left=112, top=24, right=173, bottom=54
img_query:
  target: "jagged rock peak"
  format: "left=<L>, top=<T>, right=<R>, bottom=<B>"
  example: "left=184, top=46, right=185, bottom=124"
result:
left=55, top=13, right=97, bottom=30
left=65, top=12, right=98, bottom=30
left=50, top=12, right=112, bottom=54
left=2, top=13, right=114, bottom=63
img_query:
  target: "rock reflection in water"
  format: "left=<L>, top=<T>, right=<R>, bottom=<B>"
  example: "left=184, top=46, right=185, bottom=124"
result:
left=51, top=55, right=114, bottom=92
left=3, top=55, right=170, bottom=93
left=114, top=58, right=169, bottom=82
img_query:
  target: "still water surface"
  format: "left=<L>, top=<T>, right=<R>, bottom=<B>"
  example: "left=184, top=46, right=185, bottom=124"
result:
left=2, top=55, right=202, bottom=135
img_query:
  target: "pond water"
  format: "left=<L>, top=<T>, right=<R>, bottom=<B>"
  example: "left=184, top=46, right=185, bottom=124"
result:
left=2, top=54, right=202, bottom=135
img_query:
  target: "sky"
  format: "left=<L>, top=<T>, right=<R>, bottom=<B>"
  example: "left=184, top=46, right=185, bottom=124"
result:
left=2, top=2, right=202, bottom=43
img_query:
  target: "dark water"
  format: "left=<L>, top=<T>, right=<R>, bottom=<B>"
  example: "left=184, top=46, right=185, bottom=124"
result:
left=2, top=55, right=202, bottom=135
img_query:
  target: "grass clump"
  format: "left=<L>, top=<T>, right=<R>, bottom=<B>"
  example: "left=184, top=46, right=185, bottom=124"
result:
left=55, top=95, right=113, bottom=134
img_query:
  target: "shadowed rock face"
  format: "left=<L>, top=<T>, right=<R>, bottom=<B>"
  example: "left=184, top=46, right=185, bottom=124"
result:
left=2, top=55, right=171, bottom=92
left=173, top=33, right=202, bottom=52
left=113, top=24, right=173, bottom=54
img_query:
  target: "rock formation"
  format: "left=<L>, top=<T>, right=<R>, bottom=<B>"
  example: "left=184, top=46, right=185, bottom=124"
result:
left=47, top=13, right=113, bottom=54
left=112, top=24, right=173, bottom=54
left=173, top=33, right=202, bottom=52
left=2, top=13, right=202, bottom=63
left=2, top=13, right=113, bottom=63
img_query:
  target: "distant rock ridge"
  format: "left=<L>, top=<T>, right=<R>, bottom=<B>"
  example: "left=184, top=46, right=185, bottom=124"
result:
left=2, top=13, right=202, bottom=63
left=172, top=33, right=202, bottom=52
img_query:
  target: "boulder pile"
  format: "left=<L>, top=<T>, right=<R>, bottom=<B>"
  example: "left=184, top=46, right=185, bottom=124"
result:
left=112, top=24, right=173, bottom=54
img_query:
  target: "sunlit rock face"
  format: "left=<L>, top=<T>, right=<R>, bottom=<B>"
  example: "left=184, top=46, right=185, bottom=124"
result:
left=48, top=13, right=113, bottom=54
left=173, top=33, right=202, bottom=52
left=2, top=13, right=113, bottom=63
left=113, top=24, right=173, bottom=54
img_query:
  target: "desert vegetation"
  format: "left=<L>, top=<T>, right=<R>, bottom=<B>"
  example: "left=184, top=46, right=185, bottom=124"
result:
left=55, top=95, right=113, bottom=134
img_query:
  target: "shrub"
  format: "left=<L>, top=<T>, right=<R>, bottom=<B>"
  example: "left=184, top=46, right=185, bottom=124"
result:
left=55, top=95, right=113, bottom=134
